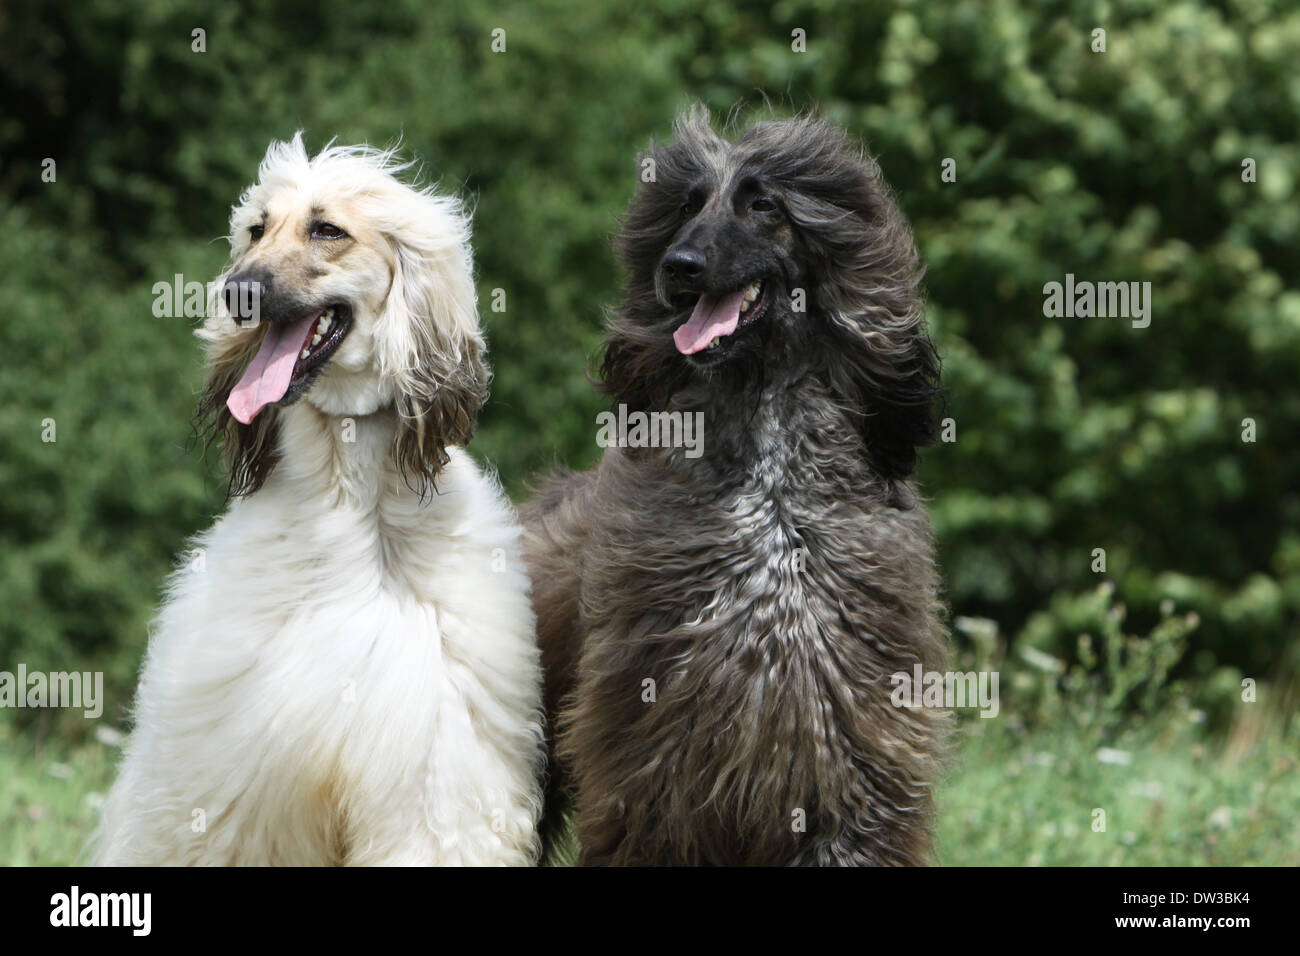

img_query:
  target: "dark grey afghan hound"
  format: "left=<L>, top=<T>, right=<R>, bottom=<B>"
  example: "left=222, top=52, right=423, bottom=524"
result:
left=523, top=108, right=949, bottom=866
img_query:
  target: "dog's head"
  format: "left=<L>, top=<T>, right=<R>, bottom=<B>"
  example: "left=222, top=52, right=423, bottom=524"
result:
left=197, top=133, right=488, bottom=496
left=603, top=108, right=940, bottom=481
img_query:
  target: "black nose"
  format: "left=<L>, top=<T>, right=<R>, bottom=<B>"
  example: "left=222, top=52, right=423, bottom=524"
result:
left=661, top=247, right=706, bottom=282
left=223, top=270, right=271, bottom=324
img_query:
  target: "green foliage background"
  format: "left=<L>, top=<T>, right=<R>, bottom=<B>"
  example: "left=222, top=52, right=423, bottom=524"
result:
left=1, top=0, right=1297, bottom=847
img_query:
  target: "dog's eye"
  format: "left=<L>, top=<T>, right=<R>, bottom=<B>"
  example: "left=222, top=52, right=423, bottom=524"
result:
left=312, top=222, right=348, bottom=240
left=249, top=224, right=264, bottom=241
left=681, top=200, right=701, bottom=218
left=750, top=197, right=777, bottom=213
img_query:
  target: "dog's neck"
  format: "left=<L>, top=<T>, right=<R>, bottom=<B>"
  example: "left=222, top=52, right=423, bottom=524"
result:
left=660, top=357, right=899, bottom=499
left=271, top=402, right=407, bottom=506
left=669, top=353, right=821, bottom=460
left=706, top=379, right=813, bottom=463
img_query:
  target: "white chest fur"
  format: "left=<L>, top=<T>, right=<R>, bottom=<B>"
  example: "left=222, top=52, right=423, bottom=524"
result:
left=94, top=408, right=543, bottom=866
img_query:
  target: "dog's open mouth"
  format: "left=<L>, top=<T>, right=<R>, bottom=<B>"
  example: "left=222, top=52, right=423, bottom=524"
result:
left=672, top=279, right=767, bottom=356
left=226, top=305, right=353, bottom=424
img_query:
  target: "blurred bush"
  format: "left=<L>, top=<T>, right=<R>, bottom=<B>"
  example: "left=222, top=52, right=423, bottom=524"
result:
left=1, top=0, right=1297, bottom=733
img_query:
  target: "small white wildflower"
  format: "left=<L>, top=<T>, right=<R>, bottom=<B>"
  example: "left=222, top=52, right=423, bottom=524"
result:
left=1095, top=747, right=1132, bottom=766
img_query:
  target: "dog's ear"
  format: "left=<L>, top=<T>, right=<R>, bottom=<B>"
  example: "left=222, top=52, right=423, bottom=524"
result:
left=376, top=214, right=490, bottom=492
left=788, top=127, right=941, bottom=487
left=823, top=307, right=941, bottom=488
left=598, top=318, right=690, bottom=413
left=600, top=114, right=722, bottom=412
left=817, top=225, right=941, bottom=487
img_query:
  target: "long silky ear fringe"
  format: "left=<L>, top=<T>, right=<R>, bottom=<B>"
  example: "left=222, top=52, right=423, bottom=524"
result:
left=393, top=345, right=489, bottom=496
left=379, top=188, right=488, bottom=496
left=193, top=324, right=283, bottom=499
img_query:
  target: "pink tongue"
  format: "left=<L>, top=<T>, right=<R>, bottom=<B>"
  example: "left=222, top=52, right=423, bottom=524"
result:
left=673, top=290, right=745, bottom=355
left=226, top=315, right=319, bottom=424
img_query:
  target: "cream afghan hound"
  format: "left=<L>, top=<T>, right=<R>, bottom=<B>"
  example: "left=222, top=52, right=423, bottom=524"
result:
left=93, top=134, right=544, bottom=865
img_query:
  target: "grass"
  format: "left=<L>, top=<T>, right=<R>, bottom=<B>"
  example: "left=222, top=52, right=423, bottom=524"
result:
left=6, top=710, right=1296, bottom=866
left=936, top=715, right=1300, bottom=865
left=0, top=720, right=117, bottom=866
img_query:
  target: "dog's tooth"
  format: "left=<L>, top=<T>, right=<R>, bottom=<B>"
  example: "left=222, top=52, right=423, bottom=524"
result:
left=740, top=300, right=750, bottom=313
left=320, top=316, right=332, bottom=333
left=312, top=332, right=323, bottom=345
left=300, top=348, right=310, bottom=359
